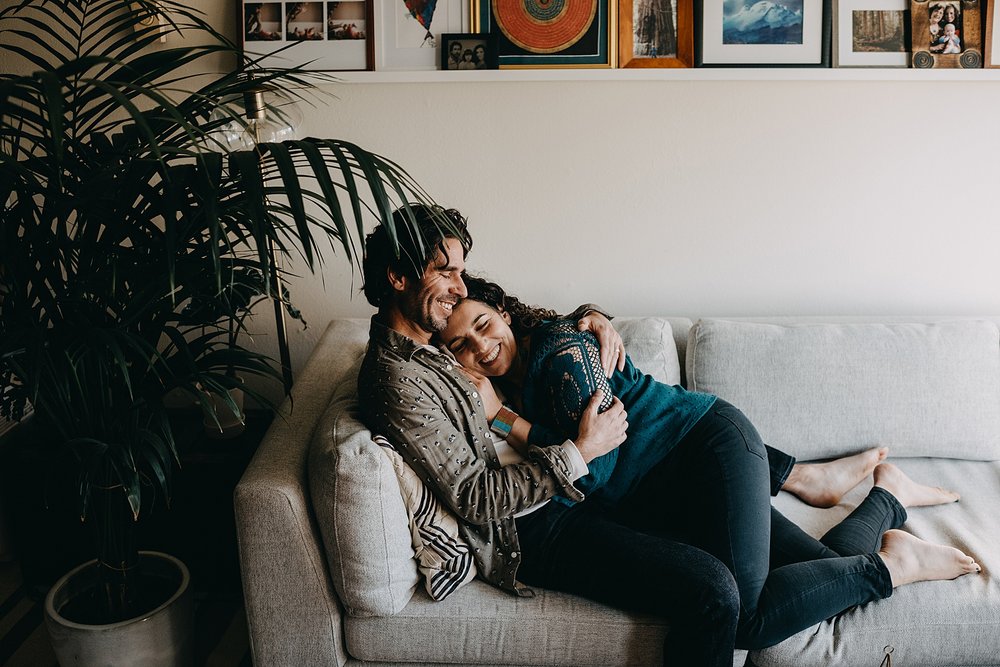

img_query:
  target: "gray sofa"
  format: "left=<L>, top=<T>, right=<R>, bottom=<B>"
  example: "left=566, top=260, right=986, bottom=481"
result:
left=235, top=316, right=1000, bottom=667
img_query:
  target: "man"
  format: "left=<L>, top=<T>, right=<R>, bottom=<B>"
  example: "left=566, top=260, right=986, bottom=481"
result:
left=446, top=40, right=463, bottom=69
left=358, top=205, right=629, bottom=591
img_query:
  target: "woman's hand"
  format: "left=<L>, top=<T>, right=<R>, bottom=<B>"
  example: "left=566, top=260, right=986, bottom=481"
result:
left=573, top=391, right=628, bottom=463
left=576, top=312, right=626, bottom=377
left=459, top=367, right=503, bottom=420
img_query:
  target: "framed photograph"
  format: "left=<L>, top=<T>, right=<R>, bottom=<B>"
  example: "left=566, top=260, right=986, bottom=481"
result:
left=696, top=0, right=832, bottom=66
left=619, top=0, right=695, bottom=67
left=988, top=0, right=1000, bottom=66
left=374, top=0, right=470, bottom=70
left=241, top=1, right=373, bottom=70
left=440, top=32, right=499, bottom=69
left=909, top=0, right=982, bottom=67
left=472, top=0, right=615, bottom=68
left=834, top=0, right=910, bottom=66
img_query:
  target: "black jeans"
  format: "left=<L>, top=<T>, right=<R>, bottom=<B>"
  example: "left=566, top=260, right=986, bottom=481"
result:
left=515, top=500, right=740, bottom=667
left=516, top=399, right=903, bottom=661
left=628, top=399, right=902, bottom=649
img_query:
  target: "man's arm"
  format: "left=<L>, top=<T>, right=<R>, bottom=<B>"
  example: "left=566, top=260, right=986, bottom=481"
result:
left=566, top=304, right=626, bottom=376
left=367, top=373, right=584, bottom=524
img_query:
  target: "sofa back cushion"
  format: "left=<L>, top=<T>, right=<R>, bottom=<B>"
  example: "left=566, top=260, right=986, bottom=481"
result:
left=687, top=318, right=1000, bottom=461
left=614, top=317, right=681, bottom=385
left=308, top=360, right=419, bottom=617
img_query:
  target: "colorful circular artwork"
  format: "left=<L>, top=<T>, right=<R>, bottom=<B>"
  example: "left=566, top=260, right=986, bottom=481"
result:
left=493, top=0, right=598, bottom=54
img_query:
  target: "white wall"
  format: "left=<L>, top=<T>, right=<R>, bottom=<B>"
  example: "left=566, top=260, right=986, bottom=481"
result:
left=7, top=0, right=999, bottom=389
left=273, top=77, right=1000, bottom=377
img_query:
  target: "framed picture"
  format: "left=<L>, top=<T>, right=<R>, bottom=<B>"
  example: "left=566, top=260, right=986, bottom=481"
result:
left=619, top=0, right=695, bottom=67
left=374, top=0, right=470, bottom=70
left=696, top=0, right=832, bottom=66
left=834, top=0, right=910, bottom=66
left=988, top=0, right=1000, bottom=66
left=241, top=1, right=373, bottom=70
left=909, top=0, right=982, bottom=67
left=440, top=32, right=499, bottom=69
left=472, top=0, right=615, bottom=68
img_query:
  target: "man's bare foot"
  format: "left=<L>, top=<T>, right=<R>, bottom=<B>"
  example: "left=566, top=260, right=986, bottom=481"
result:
left=783, top=447, right=889, bottom=508
left=879, top=529, right=980, bottom=587
left=873, top=463, right=960, bottom=507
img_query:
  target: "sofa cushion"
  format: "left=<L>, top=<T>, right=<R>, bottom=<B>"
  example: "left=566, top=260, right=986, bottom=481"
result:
left=614, top=317, right=681, bottom=386
left=754, top=458, right=1000, bottom=666
left=687, top=319, right=1000, bottom=461
left=345, top=580, right=668, bottom=666
left=308, top=360, right=419, bottom=617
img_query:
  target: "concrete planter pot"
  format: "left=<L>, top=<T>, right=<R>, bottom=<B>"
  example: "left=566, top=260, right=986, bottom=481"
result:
left=44, top=551, right=194, bottom=667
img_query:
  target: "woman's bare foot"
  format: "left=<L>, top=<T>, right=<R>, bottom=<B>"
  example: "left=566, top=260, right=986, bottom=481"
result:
left=879, top=529, right=981, bottom=587
left=783, top=447, right=889, bottom=508
left=873, top=462, right=960, bottom=507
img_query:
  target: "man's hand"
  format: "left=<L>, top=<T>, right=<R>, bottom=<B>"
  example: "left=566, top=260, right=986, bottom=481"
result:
left=459, top=367, right=503, bottom=420
left=577, top=312, right=626, bottom=377
left=573, top=391, right=628, bottom=463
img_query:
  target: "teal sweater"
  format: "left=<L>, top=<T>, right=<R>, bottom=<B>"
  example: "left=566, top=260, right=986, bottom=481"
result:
left=523, top=320, right=716, bottom=504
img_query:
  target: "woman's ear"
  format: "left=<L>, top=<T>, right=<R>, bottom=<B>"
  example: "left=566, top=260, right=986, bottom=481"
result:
left=499, top=309, right=512, bottom=325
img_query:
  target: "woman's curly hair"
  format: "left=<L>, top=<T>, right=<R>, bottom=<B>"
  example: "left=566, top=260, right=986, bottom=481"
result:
left=460, top=274, right=558, bottom=336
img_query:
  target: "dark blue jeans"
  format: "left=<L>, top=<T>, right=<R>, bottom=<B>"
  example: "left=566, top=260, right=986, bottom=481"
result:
left=626, top=399, right=903, bottom=649
left=515, top=500, right=739, bottom=667
left=516, top=399, right=903, bottom=661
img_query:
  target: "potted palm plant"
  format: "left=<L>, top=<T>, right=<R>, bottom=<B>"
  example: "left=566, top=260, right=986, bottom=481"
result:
left=0, top=0, right=454, bottom=663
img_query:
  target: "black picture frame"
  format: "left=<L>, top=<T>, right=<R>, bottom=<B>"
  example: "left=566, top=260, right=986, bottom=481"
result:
left=440, top=32, right=499, bottom=70
left=696, top=0, right=832, bottom=67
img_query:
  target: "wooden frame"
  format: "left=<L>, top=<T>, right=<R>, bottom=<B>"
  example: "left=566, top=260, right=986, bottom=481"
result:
left=985, top=0, right=999, bottom=66
left=241, top=1, right=374, bottom=71
left=696, top=0, right=832, bottom=67
left=373, top=0, right=470, bottom=71
left=472, top=0, right=615, bottom=68
left=440, top=32, right=499, bottom=69
left=909, top=0, right=983, bottom=68
left=834, top=0, right=910, bottom=66
left=619, top=0, right=694, bottom=67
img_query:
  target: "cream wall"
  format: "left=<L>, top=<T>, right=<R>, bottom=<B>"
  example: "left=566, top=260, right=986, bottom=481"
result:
left=6, top=0, right=1000, bottom=388
left=276, top=77, right=1000, bottom=376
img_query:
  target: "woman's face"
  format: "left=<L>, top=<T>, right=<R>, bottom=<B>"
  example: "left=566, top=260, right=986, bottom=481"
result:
left=439, top=300, right=518, bottom=377
left=475, top=46, right=485, bottom=59
left=944, top=5, right=957, bottom=21
left=930, top=5, right=944, bottom=21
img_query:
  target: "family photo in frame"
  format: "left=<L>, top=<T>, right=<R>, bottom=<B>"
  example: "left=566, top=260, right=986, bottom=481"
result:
left=440, top=32, right=499, bottom=69
left=909, top=0, right=982, bottom=67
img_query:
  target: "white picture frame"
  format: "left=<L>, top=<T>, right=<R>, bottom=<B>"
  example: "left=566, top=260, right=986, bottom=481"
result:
left=834, top=0, right=910, bottom=66
left=374, top=0, right=470, bottom=71
left=698, top=0, right=831, bottom=66
left=242, top=1, right=372, bottom=71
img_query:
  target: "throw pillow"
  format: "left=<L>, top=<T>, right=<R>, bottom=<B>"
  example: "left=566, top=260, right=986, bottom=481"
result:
left=374, top=435, right=478, bottom=600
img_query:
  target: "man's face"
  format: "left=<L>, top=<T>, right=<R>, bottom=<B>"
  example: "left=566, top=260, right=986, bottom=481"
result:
left=398, top=237, right=467, bottom=335
left=450, top=43, right=462, bottom=58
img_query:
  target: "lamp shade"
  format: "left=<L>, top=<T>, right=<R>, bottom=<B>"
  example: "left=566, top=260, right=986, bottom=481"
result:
left=209, top=87, right=303, bottom=151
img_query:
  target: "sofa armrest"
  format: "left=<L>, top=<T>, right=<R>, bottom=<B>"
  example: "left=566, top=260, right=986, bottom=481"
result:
left=235, top=320, right=369, bottom=666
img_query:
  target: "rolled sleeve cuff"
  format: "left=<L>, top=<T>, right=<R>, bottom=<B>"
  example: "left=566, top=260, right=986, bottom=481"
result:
left=560, top=440, right=590, bottom=481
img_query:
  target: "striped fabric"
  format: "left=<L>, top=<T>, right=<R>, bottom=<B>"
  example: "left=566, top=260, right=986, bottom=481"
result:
left=375, top=436, right=477, bottom=601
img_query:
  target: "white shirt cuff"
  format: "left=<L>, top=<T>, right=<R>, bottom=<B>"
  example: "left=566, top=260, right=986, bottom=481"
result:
left=560, top=440, right=590, bottom=481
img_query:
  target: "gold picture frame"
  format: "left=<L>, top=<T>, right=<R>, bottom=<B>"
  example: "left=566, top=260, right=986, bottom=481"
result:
left=618, top=0, right=694, bottom=68
left=471, top=0, right=616, bottom=68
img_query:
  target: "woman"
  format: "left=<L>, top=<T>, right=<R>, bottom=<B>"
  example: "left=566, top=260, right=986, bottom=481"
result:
left=438, top=274, right=980, bottom=651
